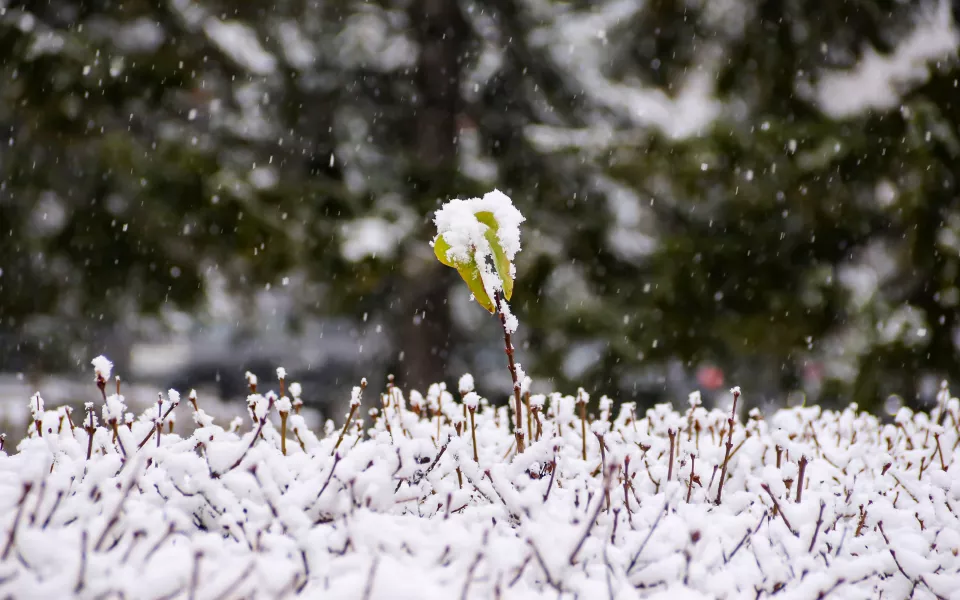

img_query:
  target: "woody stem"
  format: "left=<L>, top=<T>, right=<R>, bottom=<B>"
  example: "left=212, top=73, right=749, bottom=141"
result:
left=494, top=291, right=525, bottom=454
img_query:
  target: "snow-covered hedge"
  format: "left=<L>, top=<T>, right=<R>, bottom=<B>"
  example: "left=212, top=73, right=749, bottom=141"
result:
left=1, top=359, right=959, bottom=599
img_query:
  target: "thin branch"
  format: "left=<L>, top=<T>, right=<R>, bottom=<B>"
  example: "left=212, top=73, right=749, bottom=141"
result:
left=137, top=402, right=178, bottom=450
left=543, top=452, right=558, bottom=502
left=494, top=290, right=525, bottom=454
left=761, top=483, right=798, bottom=537
left=627, top=497, right=669, bottom=573
left=1, top=483, right=32, bottom=560
left=74, top=530, right=88, bottom=593
left=569, top=465, right=616, bottom=565
left=796, top=455, right=808, bottom=503
left=715, top=388, right=740, bottom=505
left=361, top=556, right=380, bottom=600
left=528, top=540, right=561, bottom=592
left=724, top=510, right=767, bottom=564
left=808, top=500, right=826, bottom=552
left=213, top=419, right=266, bottom=478
left=188, top=551, right=202, bottom=600
left=461, top=551, right=484, bottom=600
left=315, top=453, right=342, bottom=502
left=94, top=472, right=138, bottom=551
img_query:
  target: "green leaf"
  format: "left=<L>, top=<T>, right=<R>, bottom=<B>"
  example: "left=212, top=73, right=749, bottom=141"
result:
left=457, top=259, right=495, bottom=313
left=434, top=211, right=511, bottom=312
left=433, top=234, right=456, bottom=267
left=484, top=227, right=513, bottom=300
left=476, top=212, right=514, bottom=300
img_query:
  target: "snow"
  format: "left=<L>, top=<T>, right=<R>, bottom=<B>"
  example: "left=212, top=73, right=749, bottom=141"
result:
left=115, top=18, right=166, bottom=54
left=335, top=10, right=416, bottom=72
left=458, top=374, right=475, bottom=395
left=434, top=190, right=526, bottom=318
left=276, top=21, right=316, bottom=70
left=526, top=1, right=721, bottom=140
left=350, top=385, right=364, bottom=407
left=463, top=392, right=479, bottom=411
left=91, top=355, right=113, bottom=382
left=101, top=394, right=125, bottom=423
left=433, top=189, right=525, bottom=264
left=340, top=216, right=414, bottom=262
left=289, top=382, right=302, bottom=400
left=813, top=0, right=959, bottom=119
left=3, top=356, right=960, bottom=598
left=203, top=18, right=277, bottom=76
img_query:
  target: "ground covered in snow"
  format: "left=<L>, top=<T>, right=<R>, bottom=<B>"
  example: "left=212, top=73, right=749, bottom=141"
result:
left=1, top=358, right=959, bottom=599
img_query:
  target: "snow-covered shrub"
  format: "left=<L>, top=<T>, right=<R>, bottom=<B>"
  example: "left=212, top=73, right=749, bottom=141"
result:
left=1, top=356, right=959, bottom=599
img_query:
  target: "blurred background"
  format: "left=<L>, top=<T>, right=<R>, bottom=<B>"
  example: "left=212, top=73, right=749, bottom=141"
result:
left=2, top=0, right=960, bottom=421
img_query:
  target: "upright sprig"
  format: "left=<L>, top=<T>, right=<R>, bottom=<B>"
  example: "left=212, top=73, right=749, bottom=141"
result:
left=715, top=386, right=741, bottom=505
left=433, top=190, right=527, bottom=454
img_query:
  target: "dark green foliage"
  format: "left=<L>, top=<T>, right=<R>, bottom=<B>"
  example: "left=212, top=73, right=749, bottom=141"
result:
left=1, top=0, right=959, bottom=412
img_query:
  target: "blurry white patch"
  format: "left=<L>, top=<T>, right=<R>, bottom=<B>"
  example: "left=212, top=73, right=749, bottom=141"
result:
left=341, top=206, right=415, bottom=262
left=204, top=18, right=277, bottom=75
left=277, top=21, right=315, bottom=69
left=562, top=341, right=605, bottom=380
left=249, top=167, right=278, bottom=190
left=812, top=1, right=958, bottom=118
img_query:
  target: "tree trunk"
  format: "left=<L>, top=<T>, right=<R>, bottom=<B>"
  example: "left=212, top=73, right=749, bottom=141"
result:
left=397, top=0, right=469, bottom=392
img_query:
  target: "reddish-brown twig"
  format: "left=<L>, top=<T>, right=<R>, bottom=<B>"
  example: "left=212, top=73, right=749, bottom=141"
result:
left=715, top=388, right=740, bottom=505
left=494, top=291, right=525, bottom=454
left=761, top=483, right=798, bottom=536
left=796, top=455, right=808, bottom=503
left=1, top=482, right=32, bottom=560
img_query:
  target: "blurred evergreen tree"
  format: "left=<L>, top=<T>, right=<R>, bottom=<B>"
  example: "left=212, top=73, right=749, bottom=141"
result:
left=1, top=0, right=958, bottom=413
left=525, top=0, right=960, bottom=411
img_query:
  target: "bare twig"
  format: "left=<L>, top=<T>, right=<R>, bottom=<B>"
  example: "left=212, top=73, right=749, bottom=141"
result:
left=494, top=291, right=525, bottom=454
left=41, top=490, right=64, bottom=530
left=715, top=388, right=740, bottom=505
left=761, top=483, right=798, bottom=536
left=724, top=511, right=767, bottom=564
left=212, top=561, right=256, bottom=600
left=543, top=451, right=558, bottom=502
left=461, top=551, right=484, bottom=600
left=188, top=551, right=202, bottom=600
left=686, top=454, right=697, bottom=503
left=1, top=483, right=32, bottom=560
left=85, top=405, right=96, bottom=460
left=878, top=521, right=946, bottom=600
left=627, top=497, right=669, bottom=573
left=528, top=540, right=561, bottom=592
left=570, top=465, right=616, bottom=565
left=796, top=455, right=808, bottom=503
left=143, top=522, right=176, bottom=564
left=577, top=390, right=588, bottom=461
left=94, top=470, right=138, bottom=551
left=361, top=556, right=380, bottom=600
left=213, top=419, right=266, bottom=478
left=334, top=392, right=363, bottom=456
left=469, top=406, right=479, bottom=463
left=623, top=455, right=634, bottom=523
left=667, top=429, right=676, bottom=481
left=75, top=530, right=88, bottom=593
left=137, top=402, right=178, bottom=450
left=809, top=500, right=826, bottom=552
left=855, top=505, right=868, bottom=538
left=315, top=453, right=342, bottom=502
